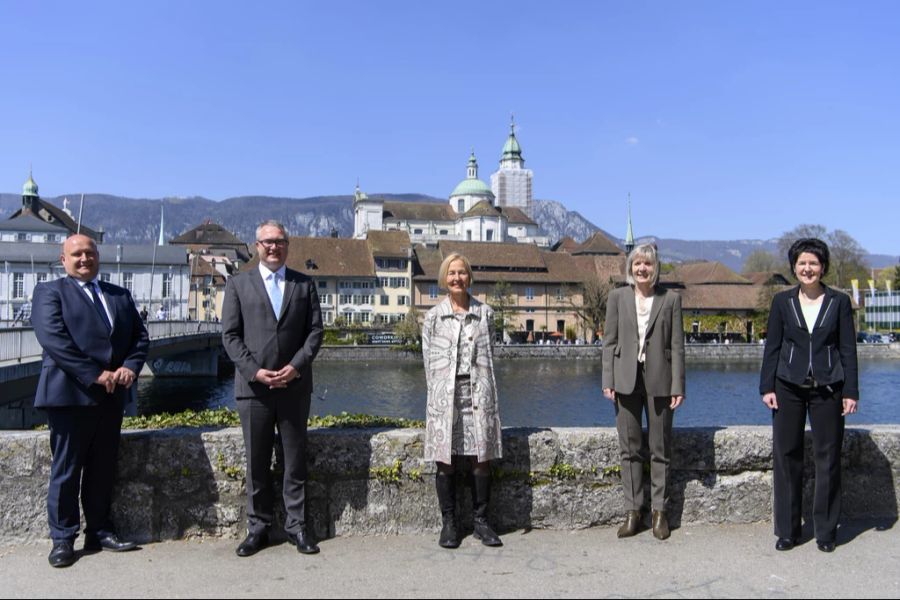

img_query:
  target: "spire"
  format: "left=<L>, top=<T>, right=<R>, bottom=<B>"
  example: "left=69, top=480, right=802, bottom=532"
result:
left=157, top=203, right=165, bottom=246
left=500, top=116, right=524, bottom=165
left=625, top=194, right=635, bottom=255
left=467, top=150, right=478, bottom=179
left=22, top=168, right=39, bottom=198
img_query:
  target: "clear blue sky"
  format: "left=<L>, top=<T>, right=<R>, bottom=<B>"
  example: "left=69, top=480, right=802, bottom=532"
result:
left=1, top=1, right=897, bottom=254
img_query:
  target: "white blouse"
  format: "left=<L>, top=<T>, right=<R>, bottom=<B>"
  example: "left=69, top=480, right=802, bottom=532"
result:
left=635, top=293, right=654, bottom=363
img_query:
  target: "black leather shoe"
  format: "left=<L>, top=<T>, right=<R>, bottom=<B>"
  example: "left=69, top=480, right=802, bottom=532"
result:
left=651, top=510, right=670, bottom=540
left=83, top=533, right=138, bottom=553
left=288, top=529, right=320, bottom=555
left=817, top=541, right=836, bottom=553
left=473, top=519, right=503, bottom=547
left=617, top=510, right=642, bottom=538
left=235, top=531, right=269, bottom=557
left=438, top=515, right=460, bottom=549
left=48, top=540, right=76, bottom=568
left=775, top=537, right=796, bottom=551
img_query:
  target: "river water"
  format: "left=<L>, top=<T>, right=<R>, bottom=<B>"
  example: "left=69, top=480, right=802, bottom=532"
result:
left=132, top=359, right=900, bottom=427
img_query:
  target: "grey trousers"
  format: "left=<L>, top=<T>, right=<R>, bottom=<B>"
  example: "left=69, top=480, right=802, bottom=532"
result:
left=615, top=365, right=674, bottom=512
left=236, top=389, right=311, bottom=536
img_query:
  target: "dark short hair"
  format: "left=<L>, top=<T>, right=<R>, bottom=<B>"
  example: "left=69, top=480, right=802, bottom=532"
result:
left=787, top=238, right=830, bottom=277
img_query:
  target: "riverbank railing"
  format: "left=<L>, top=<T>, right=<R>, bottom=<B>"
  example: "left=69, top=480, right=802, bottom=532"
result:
left=0, top=321, right=223, bottom=364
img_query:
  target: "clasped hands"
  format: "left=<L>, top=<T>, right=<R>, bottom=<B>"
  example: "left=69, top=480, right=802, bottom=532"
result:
left=255, top=365, right=300, bottom=389
left=95, top=367, right=137, bottom=394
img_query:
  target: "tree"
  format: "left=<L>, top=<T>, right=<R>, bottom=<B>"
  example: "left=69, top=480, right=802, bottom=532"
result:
left=827, top=229, right=868, bottom=289
left=742, top=250, right=784, bottom=275
left=394, top=305, right=422, bottom=348
left=564, top=278, right=612, bottom=342
left=489, top=281, right=517, bottom=341
left=776, top=224, right=828, bottom=258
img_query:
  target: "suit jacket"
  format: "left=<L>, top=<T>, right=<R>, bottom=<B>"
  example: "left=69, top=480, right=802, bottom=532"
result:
left=759, top=285, right=859, bottom=399
left=222, top=266, right=324, bottom=399
left=602, top=285, right=685, bottom=397
left=31, top=277, right=149, bottom=408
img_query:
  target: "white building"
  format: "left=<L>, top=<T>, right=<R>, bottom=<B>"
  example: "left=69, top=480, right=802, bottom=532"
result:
left=352, top=123, right=549, bottom=246
left=0, top=242, right=190, bottom=323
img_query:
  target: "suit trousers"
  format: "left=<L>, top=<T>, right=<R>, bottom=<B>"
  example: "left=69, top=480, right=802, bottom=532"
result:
left=615, top=364, right=673, bottom=512
left=236, top=388, right=311, bottom=536
left=772, top=378, right=844, bottom=543
left=45, top=402, right=123, bottom=541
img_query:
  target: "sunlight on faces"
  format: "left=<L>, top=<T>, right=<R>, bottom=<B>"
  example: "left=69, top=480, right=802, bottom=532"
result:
left=256, top=224, right=289, bottom=271
left=445, top=259, right=471, bottom=294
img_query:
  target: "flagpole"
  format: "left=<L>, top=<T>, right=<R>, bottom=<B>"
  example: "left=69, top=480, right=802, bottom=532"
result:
left=76, top=194, right=85, bottom=234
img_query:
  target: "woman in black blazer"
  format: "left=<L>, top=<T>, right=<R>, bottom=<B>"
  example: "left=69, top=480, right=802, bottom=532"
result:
left=759, top=238, right=859, bottom=553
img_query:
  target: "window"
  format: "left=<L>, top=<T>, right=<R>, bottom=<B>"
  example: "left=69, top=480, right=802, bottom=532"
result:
left=324, top=311, right=334, bottom=325
left=458, top=200, right=464, bottom=213
left=398, top=295, right=409, bottom=306
left=413, top=229, right=423, bottom=235
left=359, top=312, right=371, bottom=324
left=525, top=287, right=535, bottom=300
left=13, top=273, right=24, bottom=299
left=466, top=230, right=472, bottom=241
left=318, top=280, right=328, bottom=289
left=557, top=320, right=566, bottom=333
left=429, top=285, right=439, bottom=299
left=380, top=295, right=390, bottom=306
left=162, top=273, right=172, bottom=298
left=121, top=271, right=133, bottom=291
left=439, top=230, right=448, bottom=235
left=486, top=230, right=494, bottom=241
left=320, top=294, right=333, bottom=306
left=556, top=288, right=564, bottom=301
left=339, top=294, right=353, bottom=305
left=526, top=319, right=534, bottom=332
left=17, top=233, right=28, bottom=242
left=100, top=273, right=111, bottom=283
left=37, top=273, right=49, bottom=284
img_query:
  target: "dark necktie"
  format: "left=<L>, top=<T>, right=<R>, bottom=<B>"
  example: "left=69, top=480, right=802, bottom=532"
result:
left=87, top=282, right=112, bottom=331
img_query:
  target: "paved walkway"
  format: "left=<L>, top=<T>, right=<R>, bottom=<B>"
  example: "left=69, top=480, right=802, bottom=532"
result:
left=1, top=521, right=898, bottom=598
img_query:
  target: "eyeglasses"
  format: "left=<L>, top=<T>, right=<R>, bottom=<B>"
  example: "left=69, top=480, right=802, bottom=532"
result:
left=257, top=239, right=288, bottom=248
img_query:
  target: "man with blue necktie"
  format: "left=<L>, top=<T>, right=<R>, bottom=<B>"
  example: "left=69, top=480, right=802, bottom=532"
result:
left=31, top=234, right=149, bottom=568
left=222, top=220, right=324, bottom=557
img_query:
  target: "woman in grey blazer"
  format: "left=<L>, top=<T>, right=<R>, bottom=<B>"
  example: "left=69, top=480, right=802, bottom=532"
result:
left=602, top=243, right=685, bottom=540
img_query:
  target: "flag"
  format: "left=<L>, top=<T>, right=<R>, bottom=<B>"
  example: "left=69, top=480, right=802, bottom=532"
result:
left=868, top=279, right=876, bottom=296
left=887, top=280, right=893, bottom=294
left=851, top=279, right=860, bottom=305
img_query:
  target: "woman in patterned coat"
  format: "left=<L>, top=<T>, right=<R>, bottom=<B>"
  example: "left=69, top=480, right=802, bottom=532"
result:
left=422, top=252, right=503, bottom=549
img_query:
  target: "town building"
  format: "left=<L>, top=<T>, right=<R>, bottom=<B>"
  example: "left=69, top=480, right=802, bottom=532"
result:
left=1, top=172, right=104, bottom=243
left=0, top=242, right=189, bottom=323
left=352, top=123, right=549, bottom=246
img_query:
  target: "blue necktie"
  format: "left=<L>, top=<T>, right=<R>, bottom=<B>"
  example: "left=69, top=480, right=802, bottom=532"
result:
left=88, top=282, right=112, bottom=331
left=268, top=273, right=283, bottom=319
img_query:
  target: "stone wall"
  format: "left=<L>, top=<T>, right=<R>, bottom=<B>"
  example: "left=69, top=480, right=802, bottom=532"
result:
left=1, top=426, right=897, bottom=544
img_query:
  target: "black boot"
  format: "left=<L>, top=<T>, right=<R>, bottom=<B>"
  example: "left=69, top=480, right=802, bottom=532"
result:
left=435, top=472, right=460, bottom=549
left=472, top=473, right=502, bottom=547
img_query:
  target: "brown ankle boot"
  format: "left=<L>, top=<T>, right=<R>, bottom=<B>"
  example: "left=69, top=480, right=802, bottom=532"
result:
left=652, top=510, right=670, bottom=540
left=617, top=510, right=642, bottom=538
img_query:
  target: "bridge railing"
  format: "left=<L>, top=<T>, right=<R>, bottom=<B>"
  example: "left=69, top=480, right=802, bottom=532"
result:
left=0, top=321, right=223, bottom=363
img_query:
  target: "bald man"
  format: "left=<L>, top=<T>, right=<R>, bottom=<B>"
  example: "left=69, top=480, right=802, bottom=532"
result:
left=31, top=235, right=149, bottom=568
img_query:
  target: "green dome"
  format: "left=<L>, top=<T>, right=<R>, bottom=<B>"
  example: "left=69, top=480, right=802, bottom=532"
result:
left=451, top=177, right=493, bottom=198
left=23, top=173, right=38, bottom=197
left=502, top=134, right=522, bottom=158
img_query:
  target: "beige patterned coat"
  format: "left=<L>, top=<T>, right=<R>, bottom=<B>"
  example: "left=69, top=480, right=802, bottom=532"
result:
left=422, top=296, right=502, bottom=464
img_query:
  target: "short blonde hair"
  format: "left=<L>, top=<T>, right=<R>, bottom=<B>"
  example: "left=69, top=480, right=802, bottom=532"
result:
left=438, top=253, right=474, bottom=290
left=625, top=243, right=660, bottom=287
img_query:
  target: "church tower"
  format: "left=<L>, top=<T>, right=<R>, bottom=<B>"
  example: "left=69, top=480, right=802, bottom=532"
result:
left=490, top=116, right=534, bottom=218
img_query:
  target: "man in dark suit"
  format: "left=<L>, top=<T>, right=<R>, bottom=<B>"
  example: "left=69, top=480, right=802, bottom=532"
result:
left=222, top=220, right=324, bottom=556
left=31, top=234, right=149, bottom=568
